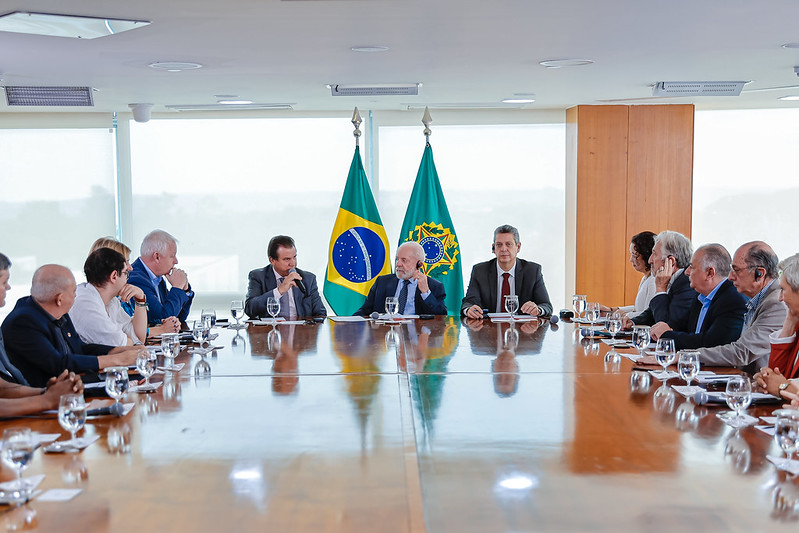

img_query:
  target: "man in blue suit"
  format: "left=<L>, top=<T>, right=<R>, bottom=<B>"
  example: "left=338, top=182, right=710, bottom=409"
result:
left=354, top=241, right=447, bottom=316
left=245, top=235, right=326, bottom=319
left=652, top=243, right=747, bottom=350
left=128, top=229, right=194, bottom=325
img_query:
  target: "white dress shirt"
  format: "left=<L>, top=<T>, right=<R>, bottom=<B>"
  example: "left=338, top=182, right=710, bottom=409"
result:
left=69, top=282, right=142, bottom=346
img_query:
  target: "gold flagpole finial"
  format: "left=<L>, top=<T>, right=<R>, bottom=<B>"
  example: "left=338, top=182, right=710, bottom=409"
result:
left=352, top=107, right=362, bottom=146
left=422, top=106, right=432, bottom=144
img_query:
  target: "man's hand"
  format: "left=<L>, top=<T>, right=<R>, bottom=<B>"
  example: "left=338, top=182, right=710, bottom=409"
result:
left=465, top=305, right=484, bottom=319
left=654, top=256, right=678, bottom=292
left=755, top=366, right=789, bottom=396
left=278, top=271, right=303, bottom=295
left=166, top=268, right=189, bottom=290
left=118, top=283, right=145, bottom=302
left=412, top=270, right=429, bottom=294
left=621, top=316, right=634, bottom=330
left=43, top=370, right=84, bottom=408
left=520, top=301, right=540, bottom=316
left=650, top=321, right=672, bottom=341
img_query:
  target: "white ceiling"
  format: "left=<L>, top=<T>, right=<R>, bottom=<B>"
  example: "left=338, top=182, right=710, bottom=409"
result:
left=2, top=0, right=799, bottom=114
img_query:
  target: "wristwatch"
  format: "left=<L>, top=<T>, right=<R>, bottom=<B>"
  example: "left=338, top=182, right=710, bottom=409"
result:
left=779, top=381, right=791, bottom=392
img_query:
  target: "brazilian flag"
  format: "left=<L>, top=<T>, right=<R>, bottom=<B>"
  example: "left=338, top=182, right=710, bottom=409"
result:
left=398, top=143, right=464, bottom=316
left=324, top=146, right=391, bottom=315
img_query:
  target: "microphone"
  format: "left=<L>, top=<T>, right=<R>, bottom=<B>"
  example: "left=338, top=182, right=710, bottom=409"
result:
left=692, top=390, right=709, bottom=406
left=548, top=314, right=559, bottom=325
left=370, top=312, right=380, bottom=320
left=289, top=268, right=307, bottom=296
left=86, top=403, right=126, bottom=417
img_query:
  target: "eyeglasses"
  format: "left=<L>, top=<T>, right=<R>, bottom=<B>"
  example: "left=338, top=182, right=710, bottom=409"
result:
left=118, top=270, right=130, bottom=279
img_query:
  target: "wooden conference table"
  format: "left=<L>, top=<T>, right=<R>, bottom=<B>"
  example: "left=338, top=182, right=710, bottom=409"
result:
left=1, top=316, right=798, bottom=532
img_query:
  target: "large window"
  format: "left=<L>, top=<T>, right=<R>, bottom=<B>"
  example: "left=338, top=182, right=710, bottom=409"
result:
left=0, top=128, right=116, bottom=320
left=378, top=124, right=566, bottom=307
left=693, top=109, right=799, bottom=261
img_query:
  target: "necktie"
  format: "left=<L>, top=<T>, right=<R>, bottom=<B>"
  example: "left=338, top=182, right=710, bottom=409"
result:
left=500, top=272, right=510, bottom=313
left=158, top=278, right=168, bottom=303
left=0, top=331, right=27, bottom=385
left=398, top=280, right=410, bottom=315
left=278, top=278, right=291, bottom=319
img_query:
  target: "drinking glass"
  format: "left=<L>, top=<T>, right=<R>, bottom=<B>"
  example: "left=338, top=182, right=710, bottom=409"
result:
left=774, top=409, right=799, bottom=467
left=201, top=308, right=216, bottom=327
left=632, top=325, right=651, bottom=359
left=136, top=348, right=158, bottom=392
left=161, top=332, right=181, bottom=370
left=572, top=294, right=587, bottom=319
left=724, top=375, right=752, bottom=421
left=504, top=294, right=519, bottom=321
left=230, top=300, right=245, bottom=329
left=606, top=311, right=622, bottom=342
left=201, top=315, right=212, bottom=346
left=192, top=320, right=204, bottom=345
left=266, top=296, right=280, bottom=323
left=585, top=302, right=600, bottom=328
left=1, top=428, right=34, bottom=493
left=654, top=338, right=676, bottom=378
left=58, top=394, right=86, bottom=445
left=385, top=296, right=399, bottom=319
left=105, top=366, right=130, bottom=407
left=677, top=350, right=700, bottom=388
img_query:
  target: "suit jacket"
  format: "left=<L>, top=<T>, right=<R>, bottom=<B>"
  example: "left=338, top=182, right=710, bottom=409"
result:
left=460, top=258, right=553, bottom=316
left=632, top=269, right=697, bottom=331
left=699, top=281, right=786, bottom=373
left=128, top=258, right=194, bottom=324
left=660, top=279, right=747, bottom=350
left=769, top=324, right=799, bottom=379
left=1, top=296, right=112, bottom=387
left=245, top=265, right=326, bottom=318
left=354, top=274, right=447, bottom=316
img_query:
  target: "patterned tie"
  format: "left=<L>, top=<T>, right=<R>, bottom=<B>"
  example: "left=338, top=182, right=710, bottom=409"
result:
left=500, top=272, right=511, bottom=313
left=398, top=280, right=410, bottom=315
left=278, top=278, right=291, bottom=319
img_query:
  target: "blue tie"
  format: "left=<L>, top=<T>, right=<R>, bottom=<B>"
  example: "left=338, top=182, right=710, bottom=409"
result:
left=398, top=280, right=410, bottom=315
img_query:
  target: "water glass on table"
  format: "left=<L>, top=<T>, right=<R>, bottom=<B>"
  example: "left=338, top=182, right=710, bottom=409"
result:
left=385, top=297, right=399, bottom=319
left=632, top=325, right=651, bottom=359
left=105, top=367, right=130, bottom=407
left=161, top=332, right=181, bottom=370
left=572, top=294, right=586, bottom=319
left=504, top=295, right=519, bottom=321
left=230, top=300, right=245, bottom=329
left=654, top=338, right=676, bottom=379
left=677, top=350, right=700, bottom=387
left=266, top=296, right=280, bottom=323
left=774, top=409, right=799, bottom=468
left=58, top=394, right=86, bottom=448
left=1, top=428, right=34, bottom=494
left=722, top=375, right=752, bottom=423
left=606, top=311, right=622, bottom=342
left=136, top=348, right=158, bottom=392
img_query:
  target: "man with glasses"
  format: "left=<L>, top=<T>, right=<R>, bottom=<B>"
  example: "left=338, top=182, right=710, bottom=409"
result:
left=70, top=247, right=147, bottom=346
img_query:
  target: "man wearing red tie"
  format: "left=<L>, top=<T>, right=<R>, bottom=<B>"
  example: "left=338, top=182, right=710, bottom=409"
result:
left=461, top=225, right=552, bottom=319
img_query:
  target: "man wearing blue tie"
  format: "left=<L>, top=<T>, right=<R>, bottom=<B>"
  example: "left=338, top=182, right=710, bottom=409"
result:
left=128, top=230, right=194, bottom=325
left=354, top=241, right=447, bottom=316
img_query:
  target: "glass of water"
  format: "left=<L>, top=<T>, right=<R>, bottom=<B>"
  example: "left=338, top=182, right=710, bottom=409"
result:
left=654, top=338, right=676, bottom=378
left=58, top=394, right=86, bottom=446
left=136, top=348, right=158, bottom=392
left=230, top=300, right=245, bottom=329
left=1, top=428, right=34, bottom=492
left=632, top=325, right=651, bottom=359
left=201, top=308, right=216, bottom=327
left=677, top=350, right=700, bottom=388
left=585, top=302, right=600, bottom=328
left=724, top=375, right=752, bottom=422
left=504, top=294, right=519, bottom=321
left=385, top=296, right=399, bottom=319
left=774, top=409, right=799, bottom=467
left=161, top=332, right=181, bottom=370
left=572, top=294, right=587, bottom=319
left=606, top=311, right=622, bottom=342
left=266, top=296, right=280, bottom=323
left=105, top=367, right=130, bottom=407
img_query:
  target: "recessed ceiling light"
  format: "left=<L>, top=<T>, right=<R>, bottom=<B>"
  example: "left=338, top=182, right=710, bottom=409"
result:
left=148, top=61, right=203, bottom=72
left=539, top=59, right=594, bottom=69
left=351, top=45, right=389, bottom=53
left=502, top=98, right=535, bottom=104
left=0, top=11, right=150, bottom=39
left=782, top=42, right=799, bottom=49
left=218, top=100, right=253, bottom=105
left=779, top=95, right=799, bottom=101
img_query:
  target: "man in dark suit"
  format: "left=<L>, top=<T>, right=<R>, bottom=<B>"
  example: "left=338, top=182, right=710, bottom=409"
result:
left=2, top=264, right=140, bottom=387
left=354, top=241, right=447, bottom=316
left=245, top=235, right=326, bottom=319
left=128, top=229, right=193, bottom=325
left=461, top=225, right=552, bottom=319
left=630, top=230, right=697, bottom=332
left=652, top=244, right=747, bottom=350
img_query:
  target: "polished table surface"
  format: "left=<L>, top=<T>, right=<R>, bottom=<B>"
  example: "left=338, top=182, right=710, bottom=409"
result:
left=1, top=317, right=798, bottom=532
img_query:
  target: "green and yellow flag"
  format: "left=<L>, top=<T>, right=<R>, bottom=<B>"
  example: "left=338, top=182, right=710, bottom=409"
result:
left=324, top=146, right=391, bottom=315
left=398, top=143, right=464, bottom=316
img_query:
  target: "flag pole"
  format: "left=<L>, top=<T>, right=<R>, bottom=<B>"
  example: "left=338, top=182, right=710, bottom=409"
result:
left=352, top=107, right=362, bottom=147
left=422, top=106, right=432, bottom=146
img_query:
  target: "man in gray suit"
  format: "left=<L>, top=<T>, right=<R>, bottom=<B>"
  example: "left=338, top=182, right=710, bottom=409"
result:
left=245, top=235, right=326, bottom=319
left=461, top=225, right=552, bottom=319
left=643, top=241, right=785, bottom=373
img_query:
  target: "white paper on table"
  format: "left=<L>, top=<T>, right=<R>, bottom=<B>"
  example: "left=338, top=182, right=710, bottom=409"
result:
left=767, top=455, right=799, bottom=475
left=619, top=352, right=644, bottom=362
left=761, top=416, right=778, bottom=425
left=671, top=385, right=705, bottom=398
left=157, top=362, right=185, bottom=372
left=128, top=381, right=164, bottom=393
left=757, top=425, right=777, bottom=436
left=573, top=317, right=608, bottom=325
left=695, top=374, right=737, bottom=384
left=649, top=370, right=680, bottom=381
left=328, top=316, right=367, bottom=322
left=716, top=412, right=758, bottom=427
left=602, top=339, right=629, bottom=346
left=490, top=316, right=537, bottom=323
left=0, top=474, right=44, bottom=492
left=249, top=318, right=286, bottom=326
left=43, top=435, right=100, bottom=453
left=38, top=488, right=82, bottom=502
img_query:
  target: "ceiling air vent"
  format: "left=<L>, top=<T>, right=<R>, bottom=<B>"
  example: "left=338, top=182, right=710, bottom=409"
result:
left=4, top=86, right=94, bottom=106
left=330, top=83, right=420, bottom=96
left=652, top=81, right=745, bottom=97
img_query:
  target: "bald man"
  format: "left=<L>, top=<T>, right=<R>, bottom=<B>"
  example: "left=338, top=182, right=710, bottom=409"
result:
left=1, top=264, right=140, bottom=387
